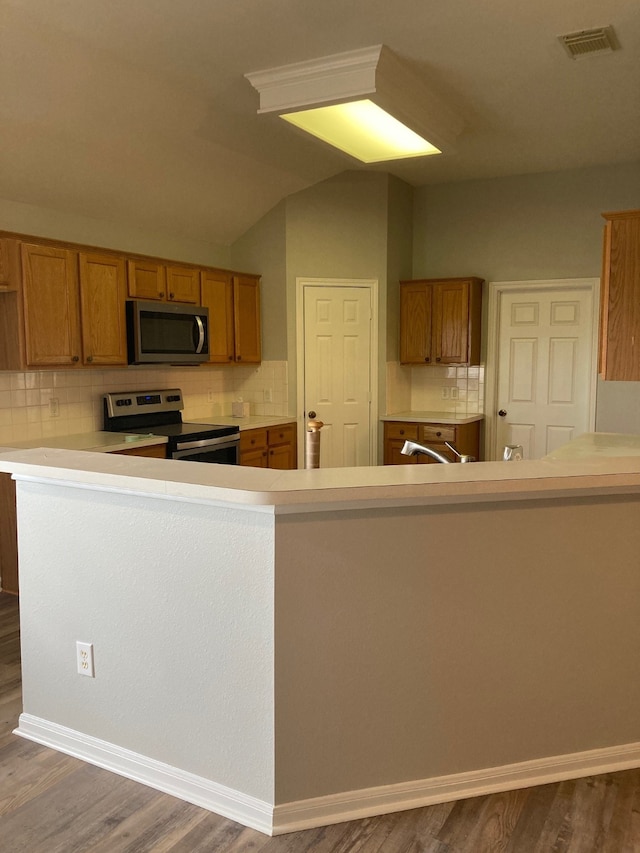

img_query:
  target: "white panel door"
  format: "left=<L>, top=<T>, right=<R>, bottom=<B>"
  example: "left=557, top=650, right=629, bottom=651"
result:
left=495, top=287, right=595, bottom=460
left=304, top=285, right=372, bottom=467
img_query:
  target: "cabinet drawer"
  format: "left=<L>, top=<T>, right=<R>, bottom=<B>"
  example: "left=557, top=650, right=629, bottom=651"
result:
left=240, top=428, right=268, bottom=452
left=267, top=423, right=296, bottom=446
left=384, top=422, right=419, bottom=441
left=421, top=425, right=456, bottom=443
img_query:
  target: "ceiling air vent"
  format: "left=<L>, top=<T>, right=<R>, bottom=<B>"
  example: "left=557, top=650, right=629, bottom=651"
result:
left=559, top=26, right=619, bottom=59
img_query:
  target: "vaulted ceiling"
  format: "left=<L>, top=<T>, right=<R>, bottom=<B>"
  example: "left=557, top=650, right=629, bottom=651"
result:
left=1, top=0, right=638, bottom=246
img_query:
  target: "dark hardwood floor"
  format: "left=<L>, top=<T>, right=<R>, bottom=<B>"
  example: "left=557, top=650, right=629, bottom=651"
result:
left=1, top=590, right=639, bottom=852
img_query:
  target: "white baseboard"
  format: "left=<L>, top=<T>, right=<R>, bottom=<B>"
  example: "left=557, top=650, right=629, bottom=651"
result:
left=272, top=741, right=640, bottom=835
left=15, top=714, right=640, bottom=837
left=14, top=714, right=274, bottom=836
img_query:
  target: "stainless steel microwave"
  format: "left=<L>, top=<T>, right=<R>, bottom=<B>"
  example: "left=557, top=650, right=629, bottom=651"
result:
left=126, top=300, right=210, bottom=364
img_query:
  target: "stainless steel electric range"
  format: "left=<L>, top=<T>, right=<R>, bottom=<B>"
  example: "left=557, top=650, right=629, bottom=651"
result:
left=103, top=389, right=240, bottom=464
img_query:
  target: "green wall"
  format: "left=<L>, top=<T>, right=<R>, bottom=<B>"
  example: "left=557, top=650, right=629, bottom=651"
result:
left=412, top=160, right=640, bottom=433
left=412, top=161, right=640, bottom=282
left=230, top=200, right=287, bottom=362
left=0, top=196, right=231, bottom=268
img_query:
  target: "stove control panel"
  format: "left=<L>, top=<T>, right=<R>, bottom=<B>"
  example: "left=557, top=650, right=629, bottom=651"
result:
left=104, top=389, right=184, bottom=419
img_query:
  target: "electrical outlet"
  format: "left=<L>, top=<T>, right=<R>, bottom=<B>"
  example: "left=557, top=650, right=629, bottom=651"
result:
left=76, top=641, right=95, bottom=677
left=264, top=388, right=273, bottom=403
left=49, top=397, right=60, bottom=417
left=450, top=387, right=459, bottom=400
left=441, top=387, right=450, bottom=400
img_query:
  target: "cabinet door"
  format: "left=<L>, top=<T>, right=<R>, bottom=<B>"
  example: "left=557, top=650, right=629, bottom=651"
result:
left=79, top=252, right=127, bottom=365
left=21, top=243, right=82, bottom=366
left=267, top=423, right=297, bottom=469
left=0, top=239, right=19, bottom=291
left=383, top=422, right=419, bottom=464
left=166, top=266, right=200, bottom=303
left=400, top=282, right=432, bottom=364
left=599, top=211, right=640, bottom=380
left=127, top=259, right=166, bottom=300
left=201, top=270, right=235, bottom=363
left=233, top=274, right=261, bottom=363
left=0, top=474, right=18, bottom=595
left=268, top=443, right=295, bottom=469
left=432, top=280, right=469, bottom=364
left=241, top=448, right=269, bottom=468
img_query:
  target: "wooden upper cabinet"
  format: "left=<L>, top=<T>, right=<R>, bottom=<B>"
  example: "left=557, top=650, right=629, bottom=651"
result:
left=128, top=260, right=199, bottom=303
left=599, top=209, right=640, bottom=381
left=0, top=239, right=19, bottom=291
left=400, top=282, right=432, bottom=363
left=201, top=271, right=261, bottom=364
left=127, top=259, right=166, bottom=301
left=400, top=277, right=483, bottom=366
left=21, top=243, right=82, bottom=366
left=78, top=253, right=127, bottom=366
left=201, top=269, right=235, bottom=362
left=166, top=265, right=200, bottom=303
left=233, top=274, right=261, bottom=364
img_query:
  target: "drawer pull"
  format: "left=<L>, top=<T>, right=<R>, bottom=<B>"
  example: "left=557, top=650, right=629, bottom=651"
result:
left=436, top=431, right=441, bottom=437
left=400, top=429, right=405, bottom=435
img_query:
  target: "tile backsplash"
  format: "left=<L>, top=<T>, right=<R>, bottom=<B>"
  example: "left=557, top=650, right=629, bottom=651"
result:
left=0, top=361, right=289, bottom=445
left=386, top=362, right=485, bottom=416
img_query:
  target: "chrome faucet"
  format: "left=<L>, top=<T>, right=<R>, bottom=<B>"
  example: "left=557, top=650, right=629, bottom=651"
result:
left=400, top=440, right=476, bottom=463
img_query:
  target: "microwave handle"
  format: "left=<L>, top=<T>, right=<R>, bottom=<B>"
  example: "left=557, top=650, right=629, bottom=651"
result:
left=194, top=315, right=205, bottom=354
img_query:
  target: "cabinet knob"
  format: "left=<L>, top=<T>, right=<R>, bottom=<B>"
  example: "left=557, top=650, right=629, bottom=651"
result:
left=72, top=355, right=79, bottom=362
left=399, top=429, right=405, bottom=435
left=425, top=357, right=430, bottom=363
left=237, top=356, right=242, bottom=361
left=436, top=431, right=442, bottom=437
left=436, top=357, right=441, bottom=362
left=158, top=292, right=163, bottom=298
left=229, top=355, right=233, bottom=360
left=169, top=292, right=175, bottom=299
left=87, top=355, right=93, bottom=363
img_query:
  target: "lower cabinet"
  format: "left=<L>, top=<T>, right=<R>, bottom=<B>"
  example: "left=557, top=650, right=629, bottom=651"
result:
left=240, top=423, right=297, bottom=469
left=0, top=474, right=18, bottom=595
left=383, top=420, right=481, bottom=465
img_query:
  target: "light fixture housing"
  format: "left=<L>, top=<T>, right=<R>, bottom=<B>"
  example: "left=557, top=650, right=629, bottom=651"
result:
left=245, top=45, right=464, bottom=163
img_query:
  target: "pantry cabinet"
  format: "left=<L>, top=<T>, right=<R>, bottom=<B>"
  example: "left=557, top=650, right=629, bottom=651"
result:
left=201, top=270, right=261, bottom=364
left=599, top=209, right=640, bottom=381
left=400, top=277, right=483, bottom=365
left=383, top=419, right=481, bottom=465
left=239, top=422, right=297, bottom=469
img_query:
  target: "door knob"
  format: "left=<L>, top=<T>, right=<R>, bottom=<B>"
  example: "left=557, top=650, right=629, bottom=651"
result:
left=308, top=410, right=316, bottom=419
left=498, top=409, right=507, bottom=417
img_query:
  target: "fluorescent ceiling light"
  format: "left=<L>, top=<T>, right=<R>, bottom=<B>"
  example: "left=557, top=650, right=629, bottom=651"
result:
left=281, top=100, right=441, bottom=163
left=246, top=45, right=463, bottom=163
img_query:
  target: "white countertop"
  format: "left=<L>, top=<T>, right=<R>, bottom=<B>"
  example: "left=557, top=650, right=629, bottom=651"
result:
left=381, top=411, right=484, bottom=425
left=197, top=415, right=296, bottom=430
left=1, top=433, right=640, bottom=514
left=2, top=431, right=168, bottom=454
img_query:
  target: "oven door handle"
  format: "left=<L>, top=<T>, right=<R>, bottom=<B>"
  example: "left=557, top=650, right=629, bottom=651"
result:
left=175, top=434, right=239, bottom=452
left=194, top=315, right=206, bottom=354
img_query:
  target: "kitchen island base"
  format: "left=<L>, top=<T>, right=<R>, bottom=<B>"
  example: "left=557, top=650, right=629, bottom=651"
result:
left=3, top=449, right=640, bottom=835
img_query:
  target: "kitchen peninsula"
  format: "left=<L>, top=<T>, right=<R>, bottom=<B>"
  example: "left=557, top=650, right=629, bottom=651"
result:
left=2, top=439, right=640, bottom=836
